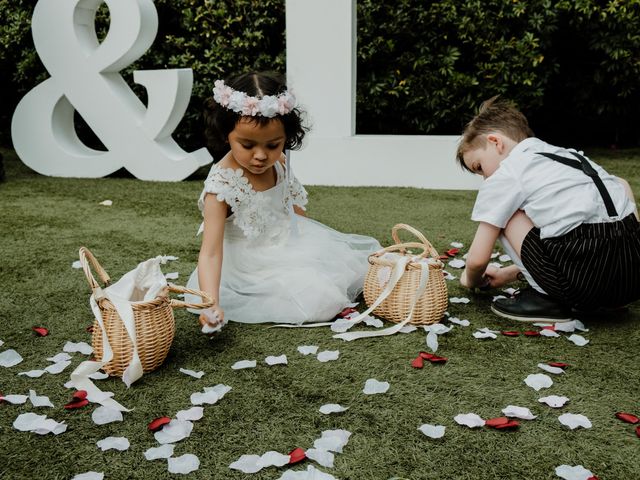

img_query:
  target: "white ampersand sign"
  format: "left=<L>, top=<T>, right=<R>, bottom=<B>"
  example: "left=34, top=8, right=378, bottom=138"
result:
left=11, top=0, right=211, bottom=181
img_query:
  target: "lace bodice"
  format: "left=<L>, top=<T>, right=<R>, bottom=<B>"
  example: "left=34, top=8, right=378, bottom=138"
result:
left=197, top=161, right=308, bottom=241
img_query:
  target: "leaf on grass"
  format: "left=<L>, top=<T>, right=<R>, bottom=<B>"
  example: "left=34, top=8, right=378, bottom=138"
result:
left=144, top=444, right=175, bottom=460
left=363, top=379, right=390, bottom=395
left=317, top=350, right=339, bottom=363
left=297, top=346, right=319, bottom=356
left=539, top=395, right=570, bottom=408
left=0, top=349, right=24, bottom=367
left=555, top=464, right=596, bottom=480
left=289, top=447, right=307, bottom=464
left=96, top=436, right=130, bottom=451
left=454, top=413, right=485, bottom=428
left=502, top=405, right=537, bottom=420
left=92, top=406, right=123, bottom=425
left=567, top=334, right=589, bottom=347
left=63, top=341, right=93, bottom=355
left=305, top=448, right=335, bottom=468
left=319, top=404, right=349, bottom=414
left=614, top=412, right=639, bottom=424
left=154, top=420, right=194, bottom=444
left=32, top=326, right=49, bottom=337
left=524, top=373, right=553, bottom=391
left=176, top=407, right=204, bottom=422
left=538, top=363, right=565, bottom=375
left=265, top=355, right=288, bottom=366
left=179, top=368, right=205, bottom=378
left=417, top=424, right=445, bottom=439
left=231, top=359, right=257, bottom=370
left=558, top=413, right=592, bottom=430
left=29, top=390, right=54, bottom=408
left=168, top=454, right=200, bottom=474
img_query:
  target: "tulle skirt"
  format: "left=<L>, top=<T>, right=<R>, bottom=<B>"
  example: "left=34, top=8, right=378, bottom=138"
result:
left=185, top=217, right=381, bottom=324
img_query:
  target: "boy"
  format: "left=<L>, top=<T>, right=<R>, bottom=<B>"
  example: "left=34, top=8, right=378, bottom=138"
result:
left=457, top=96, right=640, bottom=322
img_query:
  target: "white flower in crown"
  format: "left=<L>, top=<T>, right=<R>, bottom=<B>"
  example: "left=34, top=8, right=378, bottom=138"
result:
left=258, top=95, right=280, bottom=118
left=228, top=90, right=247, bottom=113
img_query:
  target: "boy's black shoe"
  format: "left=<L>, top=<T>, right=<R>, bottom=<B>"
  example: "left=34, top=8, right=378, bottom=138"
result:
left=491, top=288, right=572, bottom=323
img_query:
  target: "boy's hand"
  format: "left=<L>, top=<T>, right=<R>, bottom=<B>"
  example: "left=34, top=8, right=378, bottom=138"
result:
left=481, top=265, right=511, bottom=288
left=199, top=306, right=226, bottom=334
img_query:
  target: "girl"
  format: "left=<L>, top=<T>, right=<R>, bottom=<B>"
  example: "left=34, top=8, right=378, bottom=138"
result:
left=185, top=71, right=381, bottom=329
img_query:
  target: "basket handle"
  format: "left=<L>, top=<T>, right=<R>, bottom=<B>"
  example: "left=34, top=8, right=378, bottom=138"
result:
left=79, top=247, right=112, bottom=293
left=391, top=224, right=440, bottom=259
left=169, top=284, right=216, bottom=310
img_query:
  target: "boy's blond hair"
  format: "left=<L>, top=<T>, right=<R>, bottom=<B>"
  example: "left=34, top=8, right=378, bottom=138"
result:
left=456, top=96, right=534, bottom=172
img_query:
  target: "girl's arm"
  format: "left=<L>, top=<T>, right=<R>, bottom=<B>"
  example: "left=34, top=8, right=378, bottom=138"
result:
left=460, top=221, right=501, bottom=288
left=293, top=205, right=306, bottom=217
left=198, top=194, right=228, bottom=321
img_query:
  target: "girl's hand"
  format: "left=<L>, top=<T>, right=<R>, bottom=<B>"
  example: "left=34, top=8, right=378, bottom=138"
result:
left=481, top=265, right=511, bottom=288
left=199, top=306, right=226, bottom=334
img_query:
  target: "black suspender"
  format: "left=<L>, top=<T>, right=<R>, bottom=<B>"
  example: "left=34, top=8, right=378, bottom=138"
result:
left=536, top=151, right=619, bottom=217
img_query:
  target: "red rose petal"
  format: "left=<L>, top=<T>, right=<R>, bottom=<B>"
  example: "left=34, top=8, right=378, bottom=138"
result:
left=494, top=420, right=520, bottom=429
left=548, top=362, right=570, bottom=368
left=32, top=326, right=49, bottom=337
left=428, top=355, right=448, bottom=363
left=64, top=399, right=89, bottom=409
left=501, top=331, right=519, bottom=337
left=615, top=412, right=640, bottom=424
left=338, top=307, right=358, bottom=318
left=636, top=426, right=640, bottom=438
left=541, top=325, right=556, bottom=331
left=438, top=255, right=450, bottom=261
left=485, top=416, right=510, bottom=427
left=72, top=390, right=88, bottom=401
left=419, top=351, right=435, bottom=360
left=523, top=330, right=540, bottom=337
left=288, top=447, right=306, bottom=464
left=445, top=248, right=460, bottom=257
left=411, top=356, right=424, bottom=369
left=148, top=416, right=172, bottom=432
left=587, top=477, right=600, bottom=480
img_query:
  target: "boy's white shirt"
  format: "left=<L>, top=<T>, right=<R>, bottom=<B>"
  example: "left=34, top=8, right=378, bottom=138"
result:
left=471, top=137, right=636, bottom=239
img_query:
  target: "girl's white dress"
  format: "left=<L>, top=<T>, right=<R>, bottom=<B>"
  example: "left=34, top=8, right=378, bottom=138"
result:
left=185, top=161, right=381, bottom=324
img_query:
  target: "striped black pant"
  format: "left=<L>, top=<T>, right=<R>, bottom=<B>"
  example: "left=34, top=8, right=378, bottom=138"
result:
left=521, top=214, right=640, bottom=308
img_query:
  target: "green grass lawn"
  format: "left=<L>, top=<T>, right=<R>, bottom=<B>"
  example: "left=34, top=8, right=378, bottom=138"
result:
left=1, top=147, right=639, bottom=480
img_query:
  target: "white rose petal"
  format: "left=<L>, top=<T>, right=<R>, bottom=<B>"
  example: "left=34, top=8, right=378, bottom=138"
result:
left=555, top=464, right=595, bottom=480
left=190, top=390, right=220, bottom=406
left=297, top=345, right=319, bottom=356
left=454, top=413, right=485, bottom=428
left=265, top=354, right=288, bottom=366
left=540, top=329, right=561, bottom=338
left=92, top=406, right=123, bottom=425
left=45, top=360, right=72, bottom=374
left=498, top=254, right=511, bottom=262
left=450, top=296, right=470, bottom=304
left=558, top=413, right=592, bottom=430
left=260, top=451, right=290, bottom=468
left=230, top=454, right=263, bottom=474
left=176, top=406, right=204, bottom=422
left=305, top=448, right=334, bottom=468
left=99, top=200, right=112, bottom=206
left=473, top=328, right=498, bottom=340
left=18, top=369, right=46, bottom=378
left=63, top=341, right=93, bottom=355
left=97, top=436, right=130, bottom=451
left=447, top=317, right=470, bottom=327
left=29, top=390, right=54, bottom=408
left=319, top=403, right=349, bottom=414
left=538, top=395, right=570, bottom=408
left=204, top=384, right=232, bottom=399
left=554, top=321, right=576, bottom=332
left=179, top=368, right=205, bottom=378
left=450, top=242, right=464, bottom=248
left=72, top=260, right=82, bottom=269
left=168, top=454, right=200, bottom=474
left=231, top=359, right=257, bottom=370
left=448, top=259, right=465, bottom=269
left=13, top=412, right=67, bottom=435
left=154, top=419, right=194, bottom=444
left=502, top=405, right=537, bottom=420
left=538, top=363, right=565, bottom=375
left=443, top=270, right=456, bottom=280
left=164, top=272, right=179, bottom=280
left=363, top=379, right=389, bottom=395
left=72, top=472, right=104, bottom=480
left=144, top=444, right=175, bottom=460
left=567, top=334, right=589, bottom=346
left=524, top=373, right=553, bottom=391
left=313, top=429, right=351, bottom=453
left=0, top=349, right=24, bottom=367
left=363, top=315, right=384, bottom=328
left=3, top=394, right=28, bottom=404
left=47, top=351, right=73, bottom=363
left=418, top=424, right=446, bottom=439
left=317, top=350, right=340, bottom=362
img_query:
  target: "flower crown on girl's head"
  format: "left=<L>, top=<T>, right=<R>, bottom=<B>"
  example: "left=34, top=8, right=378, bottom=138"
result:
left=212, top=79, right=297, bottom=118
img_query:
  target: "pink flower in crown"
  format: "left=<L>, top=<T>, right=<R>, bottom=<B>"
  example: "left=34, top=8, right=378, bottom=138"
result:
left=213, top=80, right=233, bottom=107
left=242, top=96, right=260, bottom=116
left=277, top=92, right=296, bottom=114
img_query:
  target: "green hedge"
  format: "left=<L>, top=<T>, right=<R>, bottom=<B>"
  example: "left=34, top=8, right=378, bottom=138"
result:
left=1, top=0, right=639, bottom=150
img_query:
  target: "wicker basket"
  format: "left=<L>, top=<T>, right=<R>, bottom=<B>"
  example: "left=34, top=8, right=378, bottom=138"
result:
left=79, top=247, right=215, bottom=377
left=363, top=224, right=448, bottom=325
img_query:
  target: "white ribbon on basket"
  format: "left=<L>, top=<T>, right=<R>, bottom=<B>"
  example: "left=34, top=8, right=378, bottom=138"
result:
left=333, top=260, right=430, bottom=341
